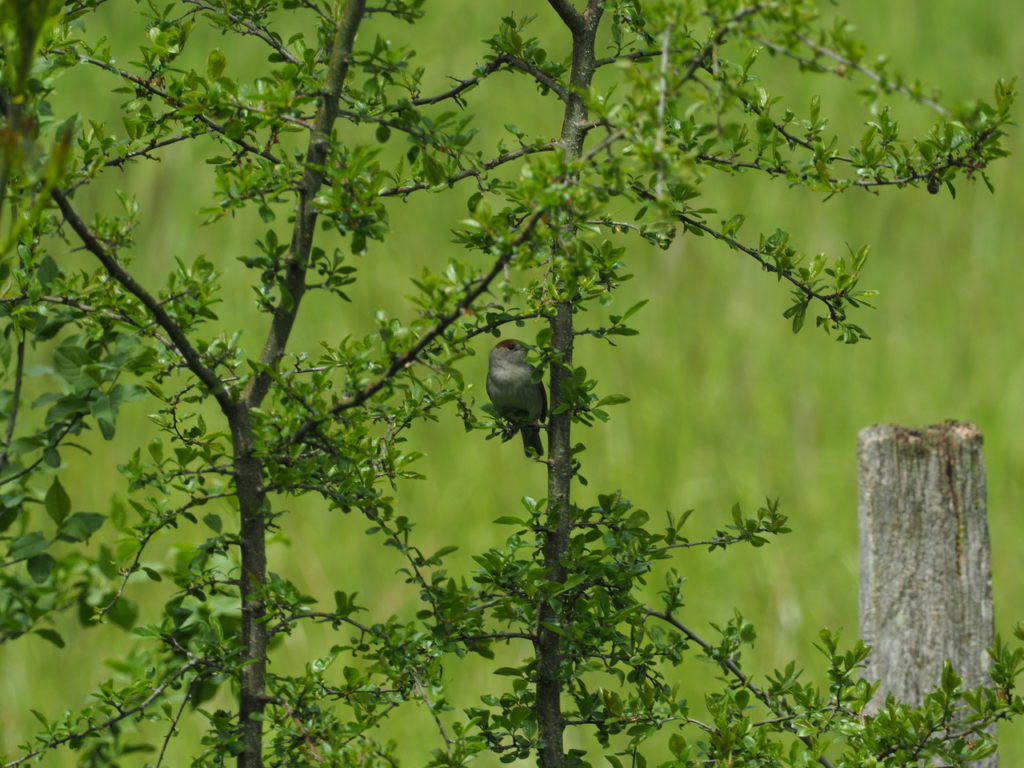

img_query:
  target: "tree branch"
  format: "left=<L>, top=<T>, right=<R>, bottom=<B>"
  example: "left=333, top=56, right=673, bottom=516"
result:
left=0, top=337, right=25, bottom=475
left=69, top=53, right=281, bottom=165
left=678, top=212, right=844, bottom=321
left=782, top=33, right=949, bottom=116
left=288, top=208, right=545, bottom=445
left=50, top=188, right=234, bottom=413
left=2, top=658, right=203, bottom=768
left=500, top=52, right=571, bottom=102
left=595, top=48, right=671, bottom=68
left=627, top=180, right=848, bottom=324
left=0, top=414, right=82, bottom=490
left=646, top=609, right=836, bottom=768
left=653, top=23, right=674, bottom=195
left=242, top=0, right=366, bottom=408
left=413, top=52, right=570, bottom=105
left=181, top=0, right=302, bottom=65
left=378, top=141, right=557, bottom=197
left=547, top=0, right=584, bottom=35
left=154, top=677, right=195, bottom=768
left=66, top=132, right=203, bottom=191
left=97, top=491, right=239, bottom=618
left=678, top=4, right=765, bottom=86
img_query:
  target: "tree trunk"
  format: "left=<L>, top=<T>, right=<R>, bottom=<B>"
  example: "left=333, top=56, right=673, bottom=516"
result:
left=233, top=409, right=268, bottom=768
left=536, top=4, right=604, bottom=766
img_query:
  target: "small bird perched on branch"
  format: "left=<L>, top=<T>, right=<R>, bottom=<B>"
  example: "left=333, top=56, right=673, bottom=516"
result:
left=486, top=339, right=546, bottom=457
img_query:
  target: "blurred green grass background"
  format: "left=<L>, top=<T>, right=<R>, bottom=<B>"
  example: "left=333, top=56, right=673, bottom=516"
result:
left=3, top=0, right=1022, bottom=764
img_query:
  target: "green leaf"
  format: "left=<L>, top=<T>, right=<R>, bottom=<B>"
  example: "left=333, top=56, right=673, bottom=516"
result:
left=33, top=628, right=65, bottom=648
left=539, top=620, right=568, bottom=637
left=941, top=660, right=961, bottom=693
left=619, top=299, right=648, bottom=322
left=207, top=48, right=226, bottom=78
left=421, top=152, right=444, bottom=184
left=8, top=531, right=48, bottom=560
left=625, top=509, right=649, bottom=528
left=53, top=344, right=96, bottom=387
left=723, top=214, right=746, bottom=235
left=36, top=255, right=62, bottom=288
left=334, top=590, right=363, bottom=618
left=509, top=705, right=531, bottom=728
left=57, top=512, right=106, bottom=542
left=785, top=297, right=808, bottom=334
left=107, top=597, right=139, bottom=630
left=91, top=392, right=118, bottom=439
left=430, top=545, right=458, bottom=561
left=27, top=553, right=55, bottom=582
left=555, top=574, right=587, bottom=595
left=668, top=732, right=687, bottom=758
left=203, top=513, right=222, bottom=533
left=0, top=505, right=17, bottom=533
left=45, top=477, right=70, bottom=524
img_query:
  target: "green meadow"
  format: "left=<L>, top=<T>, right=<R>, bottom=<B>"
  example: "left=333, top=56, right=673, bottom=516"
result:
left=3, top=0, right=1022, bottom=764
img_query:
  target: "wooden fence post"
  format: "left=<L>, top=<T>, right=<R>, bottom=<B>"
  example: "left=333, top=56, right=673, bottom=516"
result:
left=857, top=422, right=996, bottom=765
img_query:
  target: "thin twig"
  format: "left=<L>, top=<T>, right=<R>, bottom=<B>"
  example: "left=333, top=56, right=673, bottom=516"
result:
left=646, top=609, right=836, bottom=768
left=626, top=185, right=846, bottom=324
left=68, top=53, right=281, bottom=165
left=414, top=677, right=453, bottom=756
left=679, top=4, right=765, bottom=86
left=500, top=52, right=571, bottom=102
left=279, top=700, right=325, bottom=762
left=595, top=48, right=675, bottom=68
left=154, top=677, right=195, bottom=768
left=411, top=56, right=507, bottom=106
left=580, top=125, right=624, bottom=164
left=181, top=0, right=302, bottom=65
left=3, top=659, right=203, bottom=768
left=456, top=631, right=535, bottom=642
left=0, top=337, right=25, bottom=474
left=414, top=51, right=571, bottom=104
left=97, top=491, right=239, bottom=617
left=791, top=33, right=949, bottom=117
left=0, top=415, right=82, bottom=490
left=66, top=133, right=202, bottom=192
left=269, top=610, right=383, bottom=637
left=654, top=23, right=673, bottom=195
left=378, top=141, right=557, bottom=197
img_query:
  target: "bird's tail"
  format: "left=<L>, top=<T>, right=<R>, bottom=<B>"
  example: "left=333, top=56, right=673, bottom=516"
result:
left=521, top=425, right=544, bottom=457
